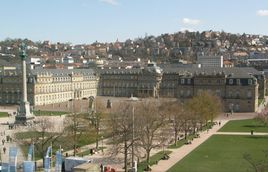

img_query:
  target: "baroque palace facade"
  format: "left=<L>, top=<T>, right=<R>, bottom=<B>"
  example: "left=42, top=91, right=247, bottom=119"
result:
left=0, top=63, right=266, bottom=112
left=0, top=69, right=98, bottom=106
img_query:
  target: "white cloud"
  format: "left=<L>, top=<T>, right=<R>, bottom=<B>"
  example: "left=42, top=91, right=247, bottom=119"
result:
left=182, top=18, right=201, bottom=25
left=256, top=10, right=268, bottom=16
left=99, top=0, right=119, bottom=6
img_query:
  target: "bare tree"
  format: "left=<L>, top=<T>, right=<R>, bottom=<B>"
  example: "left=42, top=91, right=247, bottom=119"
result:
left=161, top=100, right=184, bottom=145
left=108, top=102, right=135, bottom=172
left=15, top=117, right=63, bottom=165
left=88, top=97, right=108, bottom=150
left=136, top=99, right=167, bottom=170
left=63, top=110, right=93, bottom=156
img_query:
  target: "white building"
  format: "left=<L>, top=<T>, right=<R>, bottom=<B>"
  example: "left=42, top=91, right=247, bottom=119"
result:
left=197, top=55, right=223, bottom=68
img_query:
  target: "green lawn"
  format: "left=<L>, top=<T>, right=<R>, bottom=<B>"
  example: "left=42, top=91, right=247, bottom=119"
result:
left=138, top=150, right=172, bottom=172
left=168, top=135, right=268, bottom=172
left=219, top=119, right=268, bottom=132
left=0, top=112, right=9, bottom=117
left=33, top=110, right=68, bottom=116
left=16, top=131, right=97, bottom=160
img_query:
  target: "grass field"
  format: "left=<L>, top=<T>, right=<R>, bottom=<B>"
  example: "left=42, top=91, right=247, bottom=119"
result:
left=168, top=135, right=268, bottom=172
left=33, top=110, right=68, bottom=116
left=0, top=112, right=9, bottom=117
left=138, top=150, right=172, bottom=172
left=218, top=119, right=268, bottom=132
left=17, top=131, right=97, bottom=160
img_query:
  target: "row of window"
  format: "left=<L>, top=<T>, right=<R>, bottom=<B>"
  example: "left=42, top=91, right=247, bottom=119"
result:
left=229, top=79, right=252, bottom=85
left=178, top=89, right=252, bottom=99
left=35, top=82, right=97, bottom=93
left=37, top=76, right=96, bottom=83
left=35, top=90, right=97, bottom=104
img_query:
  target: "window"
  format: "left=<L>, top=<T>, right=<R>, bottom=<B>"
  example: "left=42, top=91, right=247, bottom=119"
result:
left=248, top=79, right=252, bottom=85
left=229, top=79, right=233, bottom=85
left=187, top=79, right=191, bottom=84
left=181, top=79, right=185, bottom=84
left=247, top=91, right=252, bottom=98
left=229, top=91, right=232, bottom=98
left=237, top=79, right=240, bottom=85
left=216, top=90, right=221, bottom=96
left=187, top=90, right=191, bottom=96
left=235, top=91, right=240, bottom=98
left=180, top=90, right=184, bottom=97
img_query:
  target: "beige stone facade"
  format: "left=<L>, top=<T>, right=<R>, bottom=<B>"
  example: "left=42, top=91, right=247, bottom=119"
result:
left=0, top=69, right=98, bottom=106
left=0, top=64, right=265, bottom=112
left=100, top=65, right=265, bottom=112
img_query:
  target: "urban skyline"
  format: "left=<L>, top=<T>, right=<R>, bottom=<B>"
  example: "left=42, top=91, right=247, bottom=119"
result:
left=0, top=0, right=268, bottom=44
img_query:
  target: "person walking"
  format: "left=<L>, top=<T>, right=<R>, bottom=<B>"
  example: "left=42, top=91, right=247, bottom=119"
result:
left=3, top=146, right=6, bottom=154
left=2, top=139, right=5, bottom=145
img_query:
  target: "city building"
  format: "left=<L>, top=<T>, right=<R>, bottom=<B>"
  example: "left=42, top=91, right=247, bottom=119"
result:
left=197, top=55, right=223, bottom=68
left=0, top=69, right=99, bottom=106
left=0, top=63, right=265, bottom=112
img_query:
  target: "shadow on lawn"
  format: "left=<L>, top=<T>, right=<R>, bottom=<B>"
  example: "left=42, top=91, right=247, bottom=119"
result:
left=245, top=135, right=268, bottom=139
left=242, top=125, right=265, bottom=128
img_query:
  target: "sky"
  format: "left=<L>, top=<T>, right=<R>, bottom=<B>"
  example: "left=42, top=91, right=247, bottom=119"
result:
left=0, top=0, right=268, bottom=44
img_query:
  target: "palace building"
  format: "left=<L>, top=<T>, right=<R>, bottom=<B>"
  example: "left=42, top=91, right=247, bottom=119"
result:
left=0, top=69, right=98, bottom=106
left=0, top=63, right=265, bottom=112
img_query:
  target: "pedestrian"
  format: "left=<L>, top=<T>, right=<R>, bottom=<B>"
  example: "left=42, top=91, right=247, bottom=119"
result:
left=3, top=146, right=6, bottom=154
left=219, top=121, right=221, bottom=126
left=100, top=164, right=104, bottom=172
left=2, top=139, right=5, bottom=145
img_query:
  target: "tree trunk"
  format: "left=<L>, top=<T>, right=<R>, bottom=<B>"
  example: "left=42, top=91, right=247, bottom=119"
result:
left=184, top=129, right=187, bottom=140
left=95, top=138, right=99, bottom=150
left=174, top=130, right=178, bottom=146
left=95, top=119, right=100, bottom=150
left=124, top=140, right=128, bottom=172
left=146, top=149, right=151, bottom=168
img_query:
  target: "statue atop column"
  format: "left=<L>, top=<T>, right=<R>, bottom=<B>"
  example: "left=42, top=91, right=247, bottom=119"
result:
left=15, top=43, right=35, bottom=124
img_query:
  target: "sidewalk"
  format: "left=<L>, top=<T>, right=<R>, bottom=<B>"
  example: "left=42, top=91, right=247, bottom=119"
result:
left=151, top=120, right=228, bottom=172
left=151, top=112, right=258, bottom=172
left=216, top=132, right=268, bottom=136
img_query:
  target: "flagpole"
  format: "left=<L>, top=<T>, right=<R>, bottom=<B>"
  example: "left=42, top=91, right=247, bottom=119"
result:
left=51, top=142, right=53, bottom=169
left=33, top=142, right=35, bottom=161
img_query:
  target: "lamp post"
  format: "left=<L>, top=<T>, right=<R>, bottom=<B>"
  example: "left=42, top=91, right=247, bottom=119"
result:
left=129, top=95, right=138, bottom=172
left=101, top=136, right=104, bottom=154
left=69, top=99, right=77, bottom=156
left=132, top=106, right=135, bottom=172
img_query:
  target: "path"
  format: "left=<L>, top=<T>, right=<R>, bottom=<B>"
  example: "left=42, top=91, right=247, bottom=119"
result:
left=151, top=112, right=257, bottom=172
left=0, top=116, right=25, bottom=165
left=216, top=132, right=268, bottom=136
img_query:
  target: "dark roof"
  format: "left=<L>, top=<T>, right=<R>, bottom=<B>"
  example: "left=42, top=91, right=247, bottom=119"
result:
left=162, top=66, right=263, bottom=78
left=30, top=68, right=96, bottom=77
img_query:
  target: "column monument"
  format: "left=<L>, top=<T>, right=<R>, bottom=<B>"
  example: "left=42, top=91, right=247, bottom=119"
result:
left=15, top=43, right=34, bottom=124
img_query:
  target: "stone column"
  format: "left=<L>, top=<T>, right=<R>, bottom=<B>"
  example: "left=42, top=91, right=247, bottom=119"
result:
left=15, top=43, right=34, bottom=124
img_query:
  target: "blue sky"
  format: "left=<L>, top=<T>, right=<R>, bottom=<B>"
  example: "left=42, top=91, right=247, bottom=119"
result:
left=0, top=0, right=268, bottom=44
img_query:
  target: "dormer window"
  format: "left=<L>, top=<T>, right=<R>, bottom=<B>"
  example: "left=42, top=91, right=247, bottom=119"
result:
left=248, top=79, right=252, bottom=85
left=187, top=79, right=191, bottom=84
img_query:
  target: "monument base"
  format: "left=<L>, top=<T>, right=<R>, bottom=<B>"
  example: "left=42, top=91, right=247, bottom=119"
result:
left=15, top=115, right=35, bottom=125
left=15, top=101, right=35, bottom=125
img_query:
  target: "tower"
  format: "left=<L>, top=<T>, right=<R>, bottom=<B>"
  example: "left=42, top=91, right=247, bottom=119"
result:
left=15, top=43, right=34, bottom=124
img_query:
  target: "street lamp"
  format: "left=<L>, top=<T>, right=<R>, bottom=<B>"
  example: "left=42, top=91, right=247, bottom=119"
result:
left=69, top=99, right=78, bottom=156
left=128, top=95, right=139, bottom=172
left=101, top=136, right=104, bottom=154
